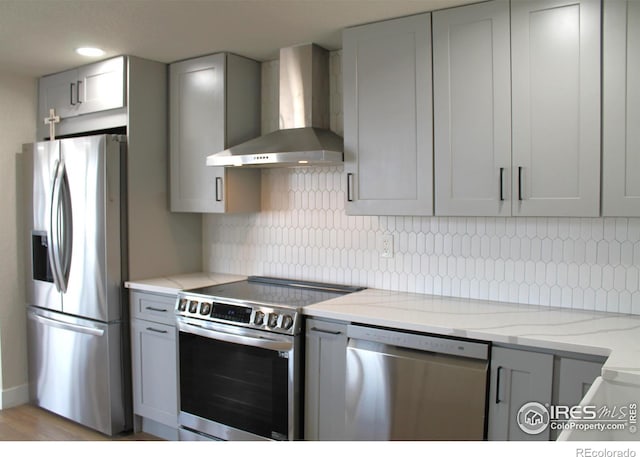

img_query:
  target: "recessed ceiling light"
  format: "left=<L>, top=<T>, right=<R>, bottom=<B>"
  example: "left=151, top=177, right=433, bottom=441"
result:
left=75, top=47, right=105, bottom=57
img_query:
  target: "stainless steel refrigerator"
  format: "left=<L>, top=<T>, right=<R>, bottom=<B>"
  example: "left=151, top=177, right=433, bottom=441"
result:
left=24, top=134, right=131, bottom=435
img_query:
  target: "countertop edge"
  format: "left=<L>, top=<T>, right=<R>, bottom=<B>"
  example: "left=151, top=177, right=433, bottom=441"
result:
left=303, top=289, right=640, bottom=387
left=124, top=272, right=247, bottom=295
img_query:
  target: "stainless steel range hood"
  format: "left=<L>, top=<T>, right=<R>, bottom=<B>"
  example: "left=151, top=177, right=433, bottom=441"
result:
left=206, top=44, right=343, bottom=168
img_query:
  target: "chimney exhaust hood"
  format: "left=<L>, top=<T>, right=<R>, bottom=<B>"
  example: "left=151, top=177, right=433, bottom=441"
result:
left=206, top=44, right=343, bottom=168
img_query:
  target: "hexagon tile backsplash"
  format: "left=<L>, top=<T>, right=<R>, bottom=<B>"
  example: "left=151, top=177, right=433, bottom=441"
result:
left=204, top=51, right=640, bottom=315
left=204, top=165, right=640, bottom=315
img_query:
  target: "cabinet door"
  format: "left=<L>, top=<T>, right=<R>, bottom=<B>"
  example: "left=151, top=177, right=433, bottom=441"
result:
left=77, top=56, right=126, bottom=115
left=511, top=0, right=601, bottom=217
left=131, top=319, right=178, bottom=428
left=555, top=357, right=602, bottom=408
left=433, top=0, right=511, bottom=216
left=209, top=167, right=262, bottom=213
left=343, top=13, right=433, bottom=216
left=551, top=356, right=602, bottom=439
left=169, top=54, right=261, bottom=213
left=602, top=0, right=640, bottom=216
left=488, top=346, right=554, bottom=441
left=39, top=68, right=80, bottom=121
left=305, top=319, right=348, bottom=440
left=170, top=54, right=226, bottom=213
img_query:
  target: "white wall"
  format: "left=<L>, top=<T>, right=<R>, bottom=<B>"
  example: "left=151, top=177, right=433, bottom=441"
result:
left=0, top=71, right=36, bottom=408
left=204, top=51, right=640, bottom=316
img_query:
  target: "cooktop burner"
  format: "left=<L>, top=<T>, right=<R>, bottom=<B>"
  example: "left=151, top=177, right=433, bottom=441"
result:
left=187, top=276, right=363, bottom=308
left=176, top=276, right=364, bottom=335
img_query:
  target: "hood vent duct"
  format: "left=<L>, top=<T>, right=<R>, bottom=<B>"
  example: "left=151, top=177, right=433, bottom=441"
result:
left=206, top=44, right=343, bottom=168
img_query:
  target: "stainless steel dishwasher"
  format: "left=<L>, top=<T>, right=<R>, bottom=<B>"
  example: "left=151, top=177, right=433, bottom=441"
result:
left=345, top=324, right=489, bottom=440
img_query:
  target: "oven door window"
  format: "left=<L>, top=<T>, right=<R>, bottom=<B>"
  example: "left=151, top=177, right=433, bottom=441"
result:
left=179, top=331, right=289, bottom=440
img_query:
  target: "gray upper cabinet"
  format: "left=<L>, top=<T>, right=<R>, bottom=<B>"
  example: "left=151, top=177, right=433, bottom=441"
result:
left=511, top=0, right=601, bottom=217
left=343, top=13, right=433, bottom=216
left=38, top=56, right=126, bottom=137
left=433, top=0, right=511, bottom=216
left=602, top=0, right=640, bottom=216
left=169, top=53, right=261, bottom=213
left=434, top=0, right=600, bottom=218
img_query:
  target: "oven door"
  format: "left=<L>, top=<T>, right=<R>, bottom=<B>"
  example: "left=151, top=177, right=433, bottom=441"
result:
left=177, top=317, right=299, bottom=441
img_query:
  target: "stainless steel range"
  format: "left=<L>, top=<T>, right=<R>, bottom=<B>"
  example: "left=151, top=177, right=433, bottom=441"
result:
left=175, top=276, right=363, bottom=441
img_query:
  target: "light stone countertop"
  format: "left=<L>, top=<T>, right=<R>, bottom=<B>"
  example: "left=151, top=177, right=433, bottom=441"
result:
left=304, top=288, right=640, bottom=386
left=124, top=272, right=246, bottom=295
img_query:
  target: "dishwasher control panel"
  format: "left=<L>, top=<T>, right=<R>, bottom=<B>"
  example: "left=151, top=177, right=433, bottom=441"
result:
left=347, top=324, right=489, bottom=360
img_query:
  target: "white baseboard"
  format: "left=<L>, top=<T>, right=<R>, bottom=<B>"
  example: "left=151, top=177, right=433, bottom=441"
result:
left=0, top=383, right=29, bottom=410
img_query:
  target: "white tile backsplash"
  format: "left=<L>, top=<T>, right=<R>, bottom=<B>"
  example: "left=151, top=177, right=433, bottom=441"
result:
left=203, top=50, right=640, bottom=315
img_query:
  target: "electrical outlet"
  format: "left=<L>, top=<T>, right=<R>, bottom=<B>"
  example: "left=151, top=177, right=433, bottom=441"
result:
left=381, top=233, right=394, bottom=258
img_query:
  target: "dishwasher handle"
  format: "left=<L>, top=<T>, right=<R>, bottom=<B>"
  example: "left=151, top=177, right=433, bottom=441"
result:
left=346, top=324, right=488, bottom=360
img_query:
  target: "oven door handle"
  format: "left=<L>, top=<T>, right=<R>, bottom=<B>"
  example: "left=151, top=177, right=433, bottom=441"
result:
left=177, top=321, right=293, bottom=352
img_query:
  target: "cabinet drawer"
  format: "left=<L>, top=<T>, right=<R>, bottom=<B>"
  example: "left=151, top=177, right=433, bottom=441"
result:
left=130, top=291, right=176, bottom=325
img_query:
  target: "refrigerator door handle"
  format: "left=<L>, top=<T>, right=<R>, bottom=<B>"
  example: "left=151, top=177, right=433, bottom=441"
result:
left=50, top=160, right=72, bottom=293
left=59, top=163, right=73, bottom=289
left=49, top=160, right=64, bottom=293
left=28, top=311, right=105, bottom=337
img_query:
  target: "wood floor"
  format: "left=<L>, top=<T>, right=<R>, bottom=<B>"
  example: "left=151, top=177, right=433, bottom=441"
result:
left=0, top=404, right=160, bottom=441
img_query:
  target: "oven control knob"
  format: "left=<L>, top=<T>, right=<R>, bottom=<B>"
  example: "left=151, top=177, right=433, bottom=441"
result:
left=267, top=313, right=279, bottom=328
left=254, top=311, right=265, bottom=326
left=280, top=315, right=294, bottom=330
left=178, top=298, right=188, bottom=312
left=188, top=300, right=199, bottom=313
left=200, top=302, right=211, bottom=315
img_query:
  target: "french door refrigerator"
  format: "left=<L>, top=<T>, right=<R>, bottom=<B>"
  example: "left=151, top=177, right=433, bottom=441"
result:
left=25, top=134, right=131, bottom=435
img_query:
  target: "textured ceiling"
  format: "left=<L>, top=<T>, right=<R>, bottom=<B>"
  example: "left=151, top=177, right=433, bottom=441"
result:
left=0, top=0, right=475, bottom=78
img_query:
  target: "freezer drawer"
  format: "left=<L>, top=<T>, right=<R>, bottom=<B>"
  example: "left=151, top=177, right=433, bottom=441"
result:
left=345, top=325, right=489, bottom=440
left=27, top=307, right=130, bottom=435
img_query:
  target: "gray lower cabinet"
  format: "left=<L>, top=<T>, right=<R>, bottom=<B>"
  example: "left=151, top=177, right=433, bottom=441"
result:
left=555, top=357, right=603, bottom=408
left=130, top=290, right=179, bottom=440
left=343, top=13, right=433, bottom=216
left=169, top=53, right=261, bottom=213
left=551, top=356, right=603, bottom=440
left=304, top=318, right=348, bottom=440
left=488, top=346, right=604, bottom=441
left=488, top=346, right=554, bottom=441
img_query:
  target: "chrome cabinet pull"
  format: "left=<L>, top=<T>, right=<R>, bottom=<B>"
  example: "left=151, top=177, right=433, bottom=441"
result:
left=145, top=306, right=167, bottom=313
left=146, top=327, right=168, bottom=334
left=215, top=177, right=223, bottom=202
left=518, top=166, right=523, bottom=201
left=76, top=80, right=82, bottom=104
left=70, top=82, right=76, bottom=105
left=347, top=173, right=354, bottom=202
left=495, top=366, right=504, bottom=404
left=310, top=327, right=342, bottom=336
